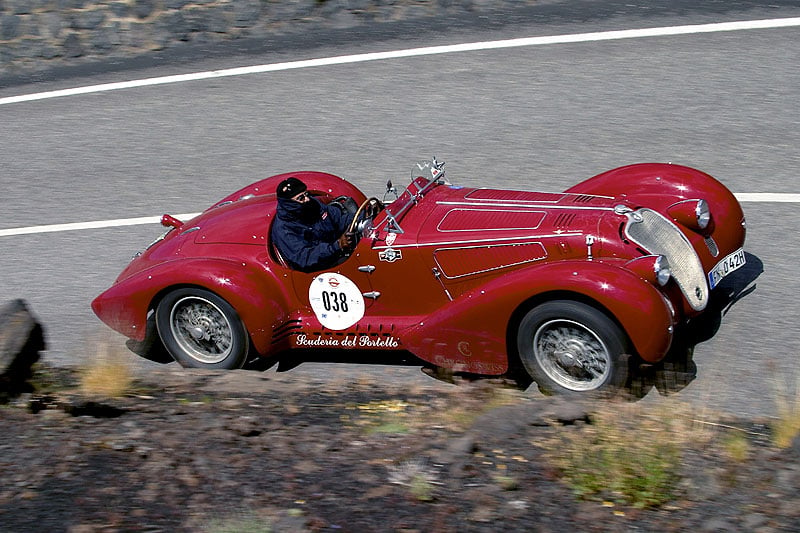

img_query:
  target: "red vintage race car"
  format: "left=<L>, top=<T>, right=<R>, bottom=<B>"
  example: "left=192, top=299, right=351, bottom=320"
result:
left=92, top=158, right=746, bottom=395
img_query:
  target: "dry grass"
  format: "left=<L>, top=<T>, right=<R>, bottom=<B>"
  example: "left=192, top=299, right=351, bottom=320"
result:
left=772, top=371, right=800, bottom=448
left=722, top=430, right=750, bottom=463
left=429, top=382, right=524, bottom=431
left=343, top=381, right=524, bottom=435
left=350, top=398, right=412, bottom=434
left=387, top=458, right=438, bottom=501
left=540, top=399, right=715, bottom=509
left=202, top=510, right=272, bottom=533
left=204, top=518, right=271, bottom=533
left=79, top=339, right=134, bottom=398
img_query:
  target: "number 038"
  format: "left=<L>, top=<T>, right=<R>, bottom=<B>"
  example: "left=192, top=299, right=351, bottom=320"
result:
left=321, top=291, right=349, bottom=313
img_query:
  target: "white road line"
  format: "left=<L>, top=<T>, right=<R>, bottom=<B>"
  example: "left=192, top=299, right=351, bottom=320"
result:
left=0, top=193, right=796, bottom=237
left=735, top=193, right=800, bottom=203
left=1, top=16, right=797, bottom=238
left=0, top=213, right=200, bottom=237
left=1, top=17, right=799, bottom=106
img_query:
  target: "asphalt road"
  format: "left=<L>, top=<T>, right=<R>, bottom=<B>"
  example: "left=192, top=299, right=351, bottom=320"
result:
left=1, top=0, right=799, bottom=417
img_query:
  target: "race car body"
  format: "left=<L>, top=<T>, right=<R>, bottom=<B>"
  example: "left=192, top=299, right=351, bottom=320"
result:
left=93, top=158, right=746, bottom=394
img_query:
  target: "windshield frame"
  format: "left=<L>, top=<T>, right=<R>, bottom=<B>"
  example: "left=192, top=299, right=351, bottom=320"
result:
left=380, top=158, right=447, bottom=234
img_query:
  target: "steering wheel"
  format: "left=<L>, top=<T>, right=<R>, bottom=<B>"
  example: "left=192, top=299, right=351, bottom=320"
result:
left=347, top=197, right=383, bottom=235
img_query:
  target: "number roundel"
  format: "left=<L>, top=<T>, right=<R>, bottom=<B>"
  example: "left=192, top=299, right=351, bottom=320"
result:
left=308, top=273, right=366, bottom=330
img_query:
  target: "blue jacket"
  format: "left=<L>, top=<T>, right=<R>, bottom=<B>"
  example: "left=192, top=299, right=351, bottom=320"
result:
left=271, top=197, right=354, bottom=272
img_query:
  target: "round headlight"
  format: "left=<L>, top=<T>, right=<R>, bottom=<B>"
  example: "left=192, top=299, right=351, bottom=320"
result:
left=668, top=199, right=713, bottom=234
left=654, top=255, right=671, bottom=287
left=625, top=255, right=672, bottom=287
left=695, top=199, right=711, bottom=230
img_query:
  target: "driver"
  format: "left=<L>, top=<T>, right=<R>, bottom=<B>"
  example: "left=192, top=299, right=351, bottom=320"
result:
left=272, top=177, right=356, bottom=272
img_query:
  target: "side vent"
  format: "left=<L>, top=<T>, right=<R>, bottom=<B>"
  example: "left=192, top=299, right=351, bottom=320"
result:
left=572, top=195, right=596, bottom=204
left=272, top=320, right=302, bottom=343
left=554, top=212, right=577, bottom=229
left=705, top=236, right=719, bottom=257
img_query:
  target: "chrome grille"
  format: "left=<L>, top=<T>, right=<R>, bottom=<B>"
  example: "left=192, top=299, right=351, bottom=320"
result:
left=625, top=209, right=708, bottom=311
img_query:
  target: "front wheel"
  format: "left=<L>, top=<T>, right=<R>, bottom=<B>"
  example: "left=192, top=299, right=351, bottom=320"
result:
left=517, top=301, right=629, bottom=395
left=156, top=288, right=249, bottom=369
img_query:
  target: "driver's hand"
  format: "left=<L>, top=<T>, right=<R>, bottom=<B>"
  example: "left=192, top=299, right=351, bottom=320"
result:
left=337, top=232, right=355, bottom=253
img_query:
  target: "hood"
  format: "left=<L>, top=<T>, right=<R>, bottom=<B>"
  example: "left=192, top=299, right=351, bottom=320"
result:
left=416, top=186, right=620, bottom=245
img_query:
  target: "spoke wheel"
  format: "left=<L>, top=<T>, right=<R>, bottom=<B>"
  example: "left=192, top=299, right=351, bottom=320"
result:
left=156, top=288, right=248, bottom=369
left=518, top=301, right=628, bottom=395
left=533, top=319, right=611, bottom=391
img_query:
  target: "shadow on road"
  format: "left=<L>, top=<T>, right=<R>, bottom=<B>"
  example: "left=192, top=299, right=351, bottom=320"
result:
left=633, top=251, right=764, bottom=397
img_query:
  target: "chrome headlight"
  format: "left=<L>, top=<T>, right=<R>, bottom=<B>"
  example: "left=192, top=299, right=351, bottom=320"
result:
left=695, top=199, right=711, bottom=230
left=668, top=199, right=713, bottom=234
left=654, top=255, right=672, bottom=286
left=626, top=255, right=671, bottom=287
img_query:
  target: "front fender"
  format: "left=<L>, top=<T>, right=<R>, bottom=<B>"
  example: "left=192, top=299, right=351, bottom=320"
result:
left=92, top=257, right=289, bottom=355
left=567, top=164, right=745, bottom=248
left=403, top=260, right=674, bottom=374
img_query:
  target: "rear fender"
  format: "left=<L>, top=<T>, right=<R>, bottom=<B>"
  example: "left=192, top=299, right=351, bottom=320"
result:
left=92, top=258, right=289, bottom=355
left=403, top=260, right=674, bottom=374
left=214, top=172, right=367, bottom=207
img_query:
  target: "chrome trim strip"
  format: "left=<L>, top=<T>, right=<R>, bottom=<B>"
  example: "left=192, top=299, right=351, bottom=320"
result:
left=373, top=232, right=581, bottom=250
left=463, top=190, right=566, bottom=203
left=437, top=200, right=616, bottom=211
left=463, top=190, right=616, bottom=202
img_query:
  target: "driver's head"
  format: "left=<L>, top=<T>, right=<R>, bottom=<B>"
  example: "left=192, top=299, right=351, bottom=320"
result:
left=277, top=177, right=309, bottom=203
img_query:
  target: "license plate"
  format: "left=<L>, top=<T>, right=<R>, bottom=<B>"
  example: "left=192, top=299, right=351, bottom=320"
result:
left=708, top=248, right=746, bottom=289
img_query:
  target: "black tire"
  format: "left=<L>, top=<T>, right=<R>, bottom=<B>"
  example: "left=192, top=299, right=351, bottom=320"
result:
left=517, top=300, right=629, bottom=395
left=155, top=288, right=249, bottom=370
left=125, top=312, right=173, bottom=364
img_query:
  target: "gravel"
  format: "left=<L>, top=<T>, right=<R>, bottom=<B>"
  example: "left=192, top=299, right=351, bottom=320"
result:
left=1, top=365, right=799, bottom=532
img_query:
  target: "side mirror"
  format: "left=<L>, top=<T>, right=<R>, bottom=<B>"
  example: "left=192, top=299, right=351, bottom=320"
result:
left=384, top=180, right=398, bottom=203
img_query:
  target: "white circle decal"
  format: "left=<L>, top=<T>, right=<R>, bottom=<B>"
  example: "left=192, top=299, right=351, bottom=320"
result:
left=308, top=273, right=365, bottom=330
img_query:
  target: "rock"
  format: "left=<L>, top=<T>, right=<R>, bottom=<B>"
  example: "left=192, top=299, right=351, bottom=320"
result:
left=537, top=399, right=586, bottom=425
left=232, top=0, right=262, bottom=28
left=701, top=517, right=737, bottom=531
left=165, top=0, right=192, bottom=9
left=61, top=400, right=126, bottom=418
left=109, top=2, right=130, bottom=18
left=69, top=8, right=105, bottom=30
left=434, top=434, right=476, bottom=464
left=0, top=14, right=20, bottom=41
left=133, top=0, right=157, bottom=20
left=742, top=513, right=769, bottom=529
left=787, top=433, right=800, bottom=460
left=0, top=299, right=45, bottom=401
left=62, top=32, right=83, bottom=57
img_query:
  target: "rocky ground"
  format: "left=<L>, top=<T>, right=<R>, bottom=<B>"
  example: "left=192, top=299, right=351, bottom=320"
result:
left=1, top=364, right=799, bottom=533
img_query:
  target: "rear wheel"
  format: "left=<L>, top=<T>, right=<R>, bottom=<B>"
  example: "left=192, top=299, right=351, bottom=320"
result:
left=156, top=288, right=248, bottom=369
left=517, top=301, right=629, bottom=395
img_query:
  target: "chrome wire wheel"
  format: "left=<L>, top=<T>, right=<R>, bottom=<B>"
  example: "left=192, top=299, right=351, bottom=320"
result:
left=169, top=295, right=233, bottom=364
left=517, top=301, right=628, bottom=395
left=532, top=319, right=612, bottom=392
left=156, top=288, right=249, bottom=369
